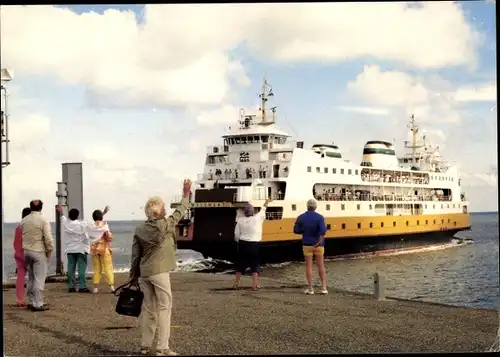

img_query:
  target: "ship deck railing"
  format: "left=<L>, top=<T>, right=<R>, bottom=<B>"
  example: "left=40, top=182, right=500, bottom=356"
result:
left=314, top=194, right=454, bottom=203
left=198, top=170, right=289, bottom=182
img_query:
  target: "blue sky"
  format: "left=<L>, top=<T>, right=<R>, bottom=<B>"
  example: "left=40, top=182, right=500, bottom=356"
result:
left=1, top=2, right=497, bottom=221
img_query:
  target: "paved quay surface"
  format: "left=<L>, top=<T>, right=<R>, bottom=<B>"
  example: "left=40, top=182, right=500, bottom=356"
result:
left=3, top=272, right=498, bottom=356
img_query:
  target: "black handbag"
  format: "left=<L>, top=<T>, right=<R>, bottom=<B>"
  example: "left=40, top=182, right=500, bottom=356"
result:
left=114, top=281, right=144, bottom=317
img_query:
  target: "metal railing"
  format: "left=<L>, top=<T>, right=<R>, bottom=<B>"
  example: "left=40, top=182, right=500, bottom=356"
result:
left=314, top=193, right=453, bottom=202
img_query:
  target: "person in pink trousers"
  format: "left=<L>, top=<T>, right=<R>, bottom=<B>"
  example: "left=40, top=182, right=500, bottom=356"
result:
left=13, top=207, right=32, bottom=306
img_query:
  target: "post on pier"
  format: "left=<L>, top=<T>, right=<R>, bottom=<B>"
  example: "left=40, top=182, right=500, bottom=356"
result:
left=54, top=163, right=84, bottom=276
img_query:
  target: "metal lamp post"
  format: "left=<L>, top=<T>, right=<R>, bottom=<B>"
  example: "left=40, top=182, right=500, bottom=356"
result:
left=1, top=68, right=13, bottom=285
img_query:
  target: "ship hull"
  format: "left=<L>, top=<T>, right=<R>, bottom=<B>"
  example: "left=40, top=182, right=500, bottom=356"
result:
left=177, top=228, right=469, bottom=264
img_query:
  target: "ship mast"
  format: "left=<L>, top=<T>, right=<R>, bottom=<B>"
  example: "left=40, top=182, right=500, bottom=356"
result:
left=404, top=114, right=422, bottom=167
left=259, top=75, right=274, bottom=125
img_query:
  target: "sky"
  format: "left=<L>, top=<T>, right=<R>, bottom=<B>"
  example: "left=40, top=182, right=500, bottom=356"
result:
left=0, top=2, right=497, bottom=222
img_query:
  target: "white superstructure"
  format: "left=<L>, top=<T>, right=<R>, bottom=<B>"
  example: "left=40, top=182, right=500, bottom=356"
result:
left=190, top=77, right=469, bottom=222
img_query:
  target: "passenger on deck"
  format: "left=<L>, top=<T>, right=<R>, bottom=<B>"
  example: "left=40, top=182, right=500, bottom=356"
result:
left=22, top=199, right=53, bottom=311
left=13, top=207, right=31, bottom=307
left=293, top=199, right=328, bottom=295
left=232, top=198, right=271, bottom=291
left=129, top=179, right=192, bottom=356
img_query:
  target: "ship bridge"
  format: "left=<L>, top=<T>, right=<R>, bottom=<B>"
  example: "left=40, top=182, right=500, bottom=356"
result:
left=196, top=76, right=299, bottom=202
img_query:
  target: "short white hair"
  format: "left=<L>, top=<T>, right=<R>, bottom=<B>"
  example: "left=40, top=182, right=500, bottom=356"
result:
left=145, top=196, right=165, bottom=219
left=307, top=199, right=317, bottom=211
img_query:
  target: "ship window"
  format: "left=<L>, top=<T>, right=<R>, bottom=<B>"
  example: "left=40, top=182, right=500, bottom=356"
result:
left=340, top=168, right=345, bottom=174
left=393, top=221, right=396, bottom=227
left=441, top=219, right=444, bottom=224
left=332, top=168, right=337, bottom=174
left=454, top=221, right=456, bottom=226
left=248, top=136, right=254, bottom=144
left=235, top=137, right=241, bottom=144
left=357, top=223, right=361, bottom=229
left=326, top=224, right=331, bottom=230
left=369, top=204, right=373, bottom=210
left=433, top=219, right=436, bottom=224
left=433, top=204, right=435, bottom=209
left=425, top=204, right=427, bottom=209
left=441, top=204, right=443, bottom=209
left=307, top=166, right=312, bottom=172
left=369, top=222, right=373, bottom=228
left=324, top=167, right=328, bottom=173
left=241, top=136, right=247, bottom=144
left=316, top=167, right=320, bottom=173
left=453, top=204, right=455, bottom=208
left=355, top=170, right=359, bottom=175
left=406, top=221, right=409, bottom=226
left=326, top=204, right=331, bottom=210
left=291, top=204, right=297, bottom=211
left=348, top=169, right=352, bottom=175
left=357, top=204, right=360, bottom=210
left=341, top=223, right=346, bottom=229
left=447, top=204, right=449, bottom=208
left=261, top=136, right=269, bottom=143
left=341, top=204, right=345, bottom=210
left=381, top=222, right=384, bottom=228
left=448, top=218, right=450, bottom=223
left=416, top=220, right=419, bottom=225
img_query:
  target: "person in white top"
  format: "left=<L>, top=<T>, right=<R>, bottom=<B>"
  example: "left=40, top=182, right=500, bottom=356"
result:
left=88, top=208, right=114, bottom=293
left=232, top=198, right=271, bottom=291
left=56, top=205, right=109, bottom=293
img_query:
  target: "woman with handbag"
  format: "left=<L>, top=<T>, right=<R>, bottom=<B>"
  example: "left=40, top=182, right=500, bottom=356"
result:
left=129, top=179, right=192, bottom=356
left=88, top=209, right=115, bottom=293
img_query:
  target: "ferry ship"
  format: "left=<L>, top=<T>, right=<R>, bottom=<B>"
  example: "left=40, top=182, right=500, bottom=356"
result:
left=172, top=77, right=471, bottom=263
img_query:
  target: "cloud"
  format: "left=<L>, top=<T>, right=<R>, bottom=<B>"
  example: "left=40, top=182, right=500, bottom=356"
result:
left=454, top=83, right=497, bottom=102
left=335, top=106, right=390, bottom=116
left=346, top=64, right=493, bottom=124
left=193, top=104, right=242, bottom=126
left=1, top=3, right=480, bottom=109
left=6, top=114, right=51, bottom=149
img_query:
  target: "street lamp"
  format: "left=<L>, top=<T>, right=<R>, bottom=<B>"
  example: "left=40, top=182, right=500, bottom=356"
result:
left=1, top=67, right=13, bottom=286
left=1, top=68, right=13, bottom=168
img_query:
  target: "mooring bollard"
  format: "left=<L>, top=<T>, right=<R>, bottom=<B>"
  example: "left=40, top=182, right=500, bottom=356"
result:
left=373, top=272, right=386, bottom=301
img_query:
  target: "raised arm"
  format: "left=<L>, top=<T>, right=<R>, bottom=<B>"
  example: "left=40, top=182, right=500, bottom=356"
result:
left=130, top=233, right=142, bottom=280
left=256, top=198, right=272, bottom=222
left=56, top=205, right=68, bottom=225
left=166, top=179, right=192, bottom=227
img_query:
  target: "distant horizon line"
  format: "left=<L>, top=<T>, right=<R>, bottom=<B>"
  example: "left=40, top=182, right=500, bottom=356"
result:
left=3, top=210, right=498, bottom=225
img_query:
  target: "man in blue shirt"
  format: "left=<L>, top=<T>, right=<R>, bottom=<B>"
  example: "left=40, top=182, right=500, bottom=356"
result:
left=293, top=199, right=328, bottom=295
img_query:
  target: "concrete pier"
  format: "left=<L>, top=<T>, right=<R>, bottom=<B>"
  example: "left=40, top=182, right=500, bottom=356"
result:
left=2, top=272, right=497, bottom=356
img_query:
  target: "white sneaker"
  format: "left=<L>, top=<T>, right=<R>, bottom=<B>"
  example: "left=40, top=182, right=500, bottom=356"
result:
left=304, top=288, right=314, bottom=295
left=156, top=349, right=178, bottom=356
left=319, top=288, right=328, bottom=295
left=92, top=287, right=99, bottom=294
left=110, top=285, right=115, bottom=293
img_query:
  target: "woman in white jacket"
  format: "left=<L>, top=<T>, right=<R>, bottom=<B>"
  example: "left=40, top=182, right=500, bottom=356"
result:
left=232, top=198, right=271, bottom=290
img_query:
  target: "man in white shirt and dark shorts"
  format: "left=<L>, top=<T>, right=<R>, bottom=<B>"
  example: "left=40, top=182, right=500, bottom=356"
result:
left=232, top=198, right=271, bottom=291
